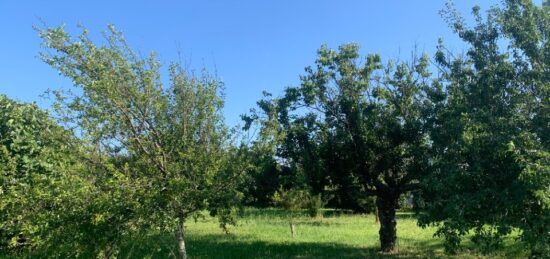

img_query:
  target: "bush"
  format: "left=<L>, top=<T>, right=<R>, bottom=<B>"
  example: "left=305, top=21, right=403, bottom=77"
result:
left=305, top=194, right=325, bottom=218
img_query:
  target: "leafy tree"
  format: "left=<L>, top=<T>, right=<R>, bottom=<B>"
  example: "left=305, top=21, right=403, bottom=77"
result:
left=0, top=95, right=94, bottom=257
left=418, top=1, right=549, bottom=256
left=304, top=192, right=330, bottom=218
left=240, top=98, right=302, bottom=207
left=272, top=187, right=309, bottom=237
left=247, top=44, right=432, bottom=252
left=237, top=143, right=288, bottom=207
left=38, top=25, right=243, bottom=259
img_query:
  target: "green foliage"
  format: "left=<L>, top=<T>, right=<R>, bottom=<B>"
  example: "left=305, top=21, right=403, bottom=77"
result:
left=0, top=0, right=547, bottom=257
left=304, top=193, right=327, bottom=218
left=397, top=192, right=414, bottom=211
left=272, top=187, right=310, bottom=237
left=248, top=42, right=432, bottom=251
left=419, top=0, right=550, bottom=256
left=0, top=95, right=94, bottom=256
left=37, top=24, right=244, bottom=257
left=237, top=141, right=295, bottom=207
left=272, top=187, right=309, bottom=213
left=240, top=92, right=305, bottom=207
left=271, top=187, right=329, bottom=219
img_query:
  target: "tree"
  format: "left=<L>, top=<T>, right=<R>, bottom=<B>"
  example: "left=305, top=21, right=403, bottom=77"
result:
left=247, top=44, right=432, bottom=252
left=0, top=95, right=94, bottom=257
left=418, top=1, right=549, bottom=256
left=38, top=25, right=243, bottom=258
left=272, top=187, right=309, bottom=237
left=239, top=98, right=304, bottom=207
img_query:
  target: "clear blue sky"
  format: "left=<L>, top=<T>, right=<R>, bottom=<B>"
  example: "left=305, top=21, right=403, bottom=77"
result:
left=0, top=1, right=504, bottom=127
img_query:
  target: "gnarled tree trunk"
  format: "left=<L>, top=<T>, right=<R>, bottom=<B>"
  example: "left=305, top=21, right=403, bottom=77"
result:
left=176, top=216, right=187, bottom=259
left=376, top=194, right=399, bottom=252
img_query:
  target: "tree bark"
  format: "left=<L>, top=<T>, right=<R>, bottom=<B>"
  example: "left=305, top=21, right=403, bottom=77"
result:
left=289, top=222, right=296, bottom=238
left=102, top=243, right=113, bottom=259
left=376, top=194, right=399, bottom=253
left=176, top=217, right=187, bottom=259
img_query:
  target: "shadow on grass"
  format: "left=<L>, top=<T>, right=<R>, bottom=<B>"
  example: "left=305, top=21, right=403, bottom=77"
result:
left=396, top=235, right=528, bottom=259
left=189, top=235, right=370, bottom=259
left=120, top=232, right=457, bottom=259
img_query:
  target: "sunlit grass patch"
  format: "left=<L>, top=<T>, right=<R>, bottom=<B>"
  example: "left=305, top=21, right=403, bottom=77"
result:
left=116, top=207, right=527, bottom=258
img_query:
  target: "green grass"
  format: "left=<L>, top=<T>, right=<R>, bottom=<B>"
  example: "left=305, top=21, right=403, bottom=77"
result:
left=119, top=208, right=527, bottom=259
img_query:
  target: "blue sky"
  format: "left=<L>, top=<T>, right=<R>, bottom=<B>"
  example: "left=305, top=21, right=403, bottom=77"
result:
left=0, top=1, right=504, bottom=127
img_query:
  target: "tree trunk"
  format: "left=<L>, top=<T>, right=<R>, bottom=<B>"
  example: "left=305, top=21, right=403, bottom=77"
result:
left=376, top=194, right=399, bottom=253
left=176, top=217, right=187, bottom=259
left=102, top=244, right=113, bottom=259
left=289, top=222, right=295, bottom=238
left=374, top=206, right=379, bottom=223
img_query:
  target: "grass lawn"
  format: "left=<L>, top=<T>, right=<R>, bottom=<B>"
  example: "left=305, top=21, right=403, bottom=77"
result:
left=119, top=208, right=527, bottom=258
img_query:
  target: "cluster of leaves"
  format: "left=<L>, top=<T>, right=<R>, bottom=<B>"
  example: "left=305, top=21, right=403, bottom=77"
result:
left=272, top=187, right=329, bottom=218
left=272, top=188, right=310, bottom=213
left=0, top=95, right=99, bottom=257
left=417, top=0, right=549, bottom=256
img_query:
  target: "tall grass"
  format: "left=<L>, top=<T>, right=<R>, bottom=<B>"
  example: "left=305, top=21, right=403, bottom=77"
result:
left=117, top=208, right=526, bottom=258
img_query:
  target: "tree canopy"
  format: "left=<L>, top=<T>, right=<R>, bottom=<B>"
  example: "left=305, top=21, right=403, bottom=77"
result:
left=244, top=0, right=549, bottom=255
left=418, top=0, right=550, bottom=255
left=36, top=25, right=244, bottom=258
left=0, top=95, right=94, bottom=256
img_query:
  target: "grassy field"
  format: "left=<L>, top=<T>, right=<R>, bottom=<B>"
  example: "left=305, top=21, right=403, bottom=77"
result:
left=118, top=208, right=527, bottom=259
